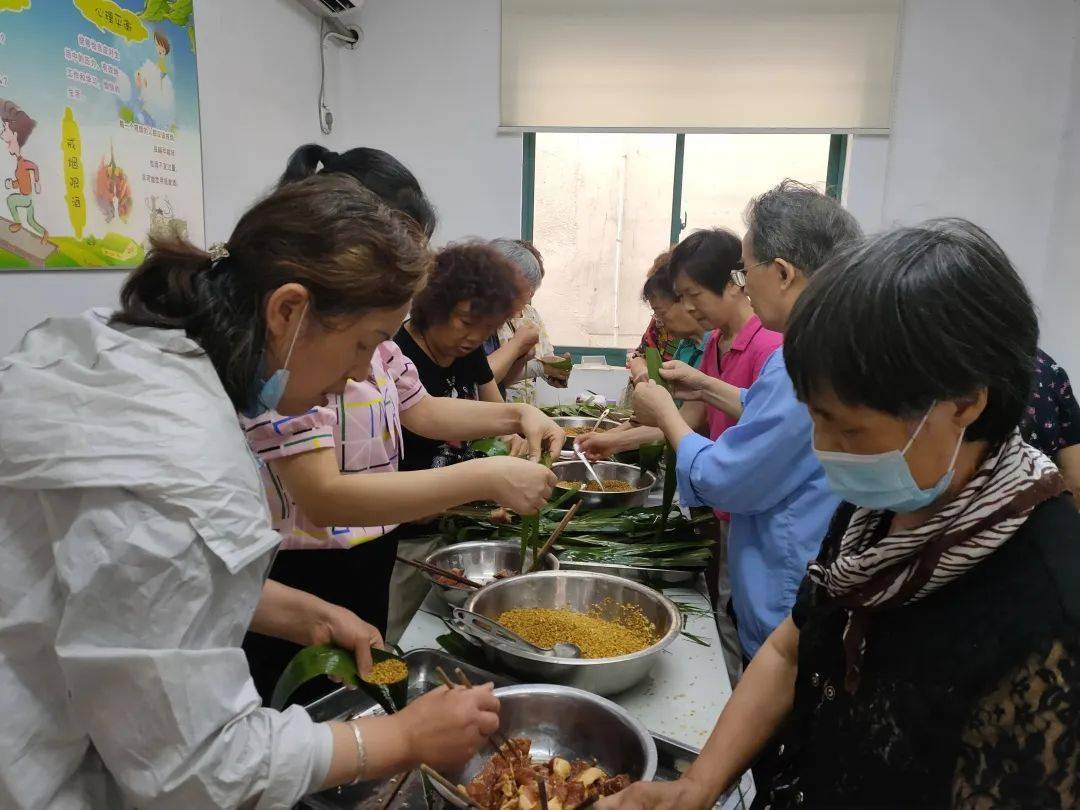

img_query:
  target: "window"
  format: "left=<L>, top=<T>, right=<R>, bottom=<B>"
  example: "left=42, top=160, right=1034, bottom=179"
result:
left=524, top=133, right=845, bottom=349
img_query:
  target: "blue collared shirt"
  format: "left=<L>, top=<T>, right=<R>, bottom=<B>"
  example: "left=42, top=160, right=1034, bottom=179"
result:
left=676, top=348, right=839, bottom=657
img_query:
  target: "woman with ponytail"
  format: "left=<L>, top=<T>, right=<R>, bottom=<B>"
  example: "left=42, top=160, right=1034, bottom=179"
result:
left=280, top=143, right=438, bottom=237
left=241, top=144, right=563, bottom=700
left=0, top=174, right=514, bottom=808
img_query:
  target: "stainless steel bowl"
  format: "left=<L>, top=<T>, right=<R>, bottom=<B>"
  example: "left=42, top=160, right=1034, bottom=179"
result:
left=434, top=684, right=658, bottom=808
left=458, top=571, right=681, bottom=696
left=553, top=416, right=622, bottom=452
left=424, top=541, right=560, bottom=608
left=552, top=460, right=656, bottom=510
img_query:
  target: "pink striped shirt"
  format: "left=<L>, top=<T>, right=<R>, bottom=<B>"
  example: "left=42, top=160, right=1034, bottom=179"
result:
left=241, top=341, right=426, bottom=549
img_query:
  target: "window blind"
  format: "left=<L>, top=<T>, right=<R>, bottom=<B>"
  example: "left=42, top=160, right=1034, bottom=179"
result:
left=501, top=0, right=901, bottom=133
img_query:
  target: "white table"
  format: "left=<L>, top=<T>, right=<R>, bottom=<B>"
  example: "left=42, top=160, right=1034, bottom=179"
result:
left=399, top=580, right=756, bottom=808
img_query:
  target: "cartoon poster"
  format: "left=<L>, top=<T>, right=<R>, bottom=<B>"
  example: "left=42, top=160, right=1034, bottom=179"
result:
left=0, top=0, right=203, bottom=270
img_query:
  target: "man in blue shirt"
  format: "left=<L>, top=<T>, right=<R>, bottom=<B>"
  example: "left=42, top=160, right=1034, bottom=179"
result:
left=634, top=180, right=863, bottom=658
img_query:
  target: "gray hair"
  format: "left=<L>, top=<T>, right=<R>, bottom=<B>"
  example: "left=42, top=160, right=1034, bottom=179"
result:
left=490, top=238, right=543, bottom=290
left=745, top=179, right=863, bottom=277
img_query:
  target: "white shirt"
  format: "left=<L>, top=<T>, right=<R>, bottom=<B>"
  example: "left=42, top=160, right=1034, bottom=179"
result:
left=0, top=310, right=331, bottom=809
left=497, top=304, right=555, bottom=403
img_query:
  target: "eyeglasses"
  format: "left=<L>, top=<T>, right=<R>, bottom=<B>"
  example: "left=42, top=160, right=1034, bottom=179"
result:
left=730, top=259, right=772, bottom=288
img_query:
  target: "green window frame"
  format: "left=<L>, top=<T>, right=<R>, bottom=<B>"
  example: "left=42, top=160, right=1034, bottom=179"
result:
left=520, top=132, right=847, bottom=246
left=521, top=132, right=537, bottom=242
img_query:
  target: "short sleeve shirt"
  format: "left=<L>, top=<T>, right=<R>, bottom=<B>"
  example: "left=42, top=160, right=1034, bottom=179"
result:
left=395, top=323, right=494, bottom=471
left=241, top=340, right=426, bottom=549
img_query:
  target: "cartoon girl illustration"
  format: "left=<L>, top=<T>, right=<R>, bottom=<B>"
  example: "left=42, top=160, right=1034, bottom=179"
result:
left=154, top=30, right=171, bottom=86
left=1, top=100, right=47, bottom=244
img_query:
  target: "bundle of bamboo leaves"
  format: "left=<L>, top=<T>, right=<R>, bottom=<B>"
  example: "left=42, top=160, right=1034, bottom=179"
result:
left=540, top=402, right=634, bottom=421
left=434, top=504, right=715, bottom=571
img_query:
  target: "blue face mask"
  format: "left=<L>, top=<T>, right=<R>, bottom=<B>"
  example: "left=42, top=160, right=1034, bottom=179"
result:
left=813, top=404, right=965, bottom=513
left=240, top=304, right=307, bottom=419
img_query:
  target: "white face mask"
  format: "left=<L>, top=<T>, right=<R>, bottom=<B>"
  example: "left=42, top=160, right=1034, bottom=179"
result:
left=813, top=403, right=965, bottom=512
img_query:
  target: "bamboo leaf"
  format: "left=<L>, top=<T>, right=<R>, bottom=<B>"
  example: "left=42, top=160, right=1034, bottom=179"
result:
left=681, top=631, right=711, bottom=647
left=645, top=347, right=668, bottom=391
left=644, top=348, right=679, bottom=540
left=270, top=645, right=407, bottom=714
left=657, top=445, right=679, bottom=540
left=469, top=437, right=510, bottom=457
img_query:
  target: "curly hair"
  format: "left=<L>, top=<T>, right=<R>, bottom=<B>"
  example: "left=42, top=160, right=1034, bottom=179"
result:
left=410, top=242, right=524, bottom=331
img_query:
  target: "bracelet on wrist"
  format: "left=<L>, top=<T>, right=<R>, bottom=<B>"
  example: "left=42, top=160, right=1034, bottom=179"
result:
left=348, top=721, right=367, bottom=785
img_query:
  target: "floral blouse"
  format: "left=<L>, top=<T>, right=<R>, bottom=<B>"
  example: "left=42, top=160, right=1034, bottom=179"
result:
left=636, top=316, right=679, bottom=361
left=1021, top=349, right=1080, bottom=456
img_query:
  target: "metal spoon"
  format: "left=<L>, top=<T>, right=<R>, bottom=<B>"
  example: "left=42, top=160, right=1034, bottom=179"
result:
left=452, top=607, right=582, bottom=658
left=590, top=407, right=611, bottom=432
left=572, top=444, right=607, bottom=492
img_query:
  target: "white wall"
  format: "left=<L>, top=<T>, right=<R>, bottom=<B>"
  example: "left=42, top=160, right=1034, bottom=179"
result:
left=845, top=0, right=1080, bottom=373
left=1042, top=30, right=1080, bottom=363
left=0, top=0, right=342, bottom=352
left=6, top=0, right=1080, bottom=374
left=344, top=0, right=1080, bottom=371
left=332, top=0, right=521, bottom=243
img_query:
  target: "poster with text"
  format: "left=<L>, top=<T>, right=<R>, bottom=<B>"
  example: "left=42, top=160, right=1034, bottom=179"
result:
left=0, top=0, right=202, bottom=270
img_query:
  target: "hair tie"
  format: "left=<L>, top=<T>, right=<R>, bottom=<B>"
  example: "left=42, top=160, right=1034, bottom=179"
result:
left=207, top=242, right=231, bottom=268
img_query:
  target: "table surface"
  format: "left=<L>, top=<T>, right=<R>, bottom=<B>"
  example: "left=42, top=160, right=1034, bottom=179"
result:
left=398, top=479, right=757, bottom=808
left=399, top=581, right=732, bottom=751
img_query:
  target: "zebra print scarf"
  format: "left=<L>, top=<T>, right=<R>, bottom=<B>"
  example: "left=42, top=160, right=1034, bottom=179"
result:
left=807, top=429, right=1065, bottom=692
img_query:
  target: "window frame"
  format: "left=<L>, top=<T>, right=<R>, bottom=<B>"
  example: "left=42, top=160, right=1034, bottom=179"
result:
left=520, top=132, right=848, bottom=246
left=522, top=131, right=847, bottom=355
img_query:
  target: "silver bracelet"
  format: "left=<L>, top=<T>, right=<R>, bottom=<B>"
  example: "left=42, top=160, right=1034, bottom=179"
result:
left=348, top=721, right=367, bottom=785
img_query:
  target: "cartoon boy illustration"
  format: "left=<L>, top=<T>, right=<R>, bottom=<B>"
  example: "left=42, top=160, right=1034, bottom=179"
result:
left=1, top=100, right=47, bottom=244
left=154, top=30, right=171, bottom=85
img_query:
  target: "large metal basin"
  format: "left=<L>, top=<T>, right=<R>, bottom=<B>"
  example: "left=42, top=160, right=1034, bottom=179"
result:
left=435, top=684, right=658, bottom=808
left=457, top=571, right=680, bottom=696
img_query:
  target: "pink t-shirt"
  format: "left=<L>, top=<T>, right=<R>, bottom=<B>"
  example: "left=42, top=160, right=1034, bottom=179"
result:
left=241, top=340, right=427, bottom=550
left=699, top=315, right=783, bottom=521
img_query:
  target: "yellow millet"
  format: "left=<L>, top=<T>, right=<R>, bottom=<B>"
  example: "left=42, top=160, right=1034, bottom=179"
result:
left=556, top=479, right=636, bottom=492
left=363, top=658, right=408, bottom=685
left=496, top=600, right=658, bottom=658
